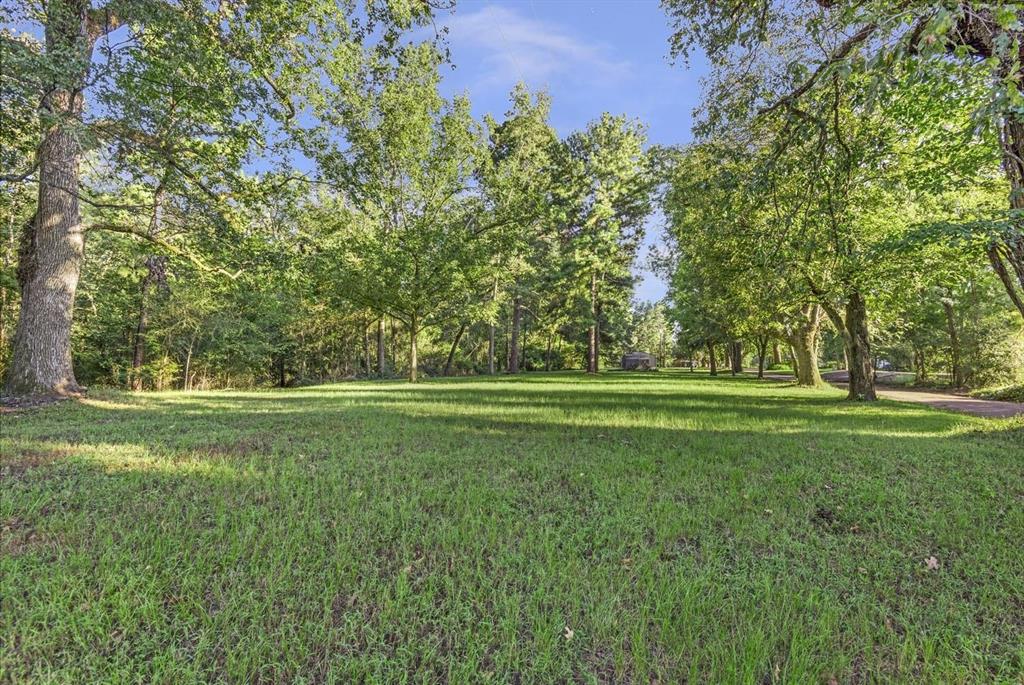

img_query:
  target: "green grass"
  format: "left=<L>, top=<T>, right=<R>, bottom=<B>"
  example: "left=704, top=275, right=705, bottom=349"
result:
left=972, top=383, right=1024, bottom=404
left=2, top=371, right=1022, bottom=683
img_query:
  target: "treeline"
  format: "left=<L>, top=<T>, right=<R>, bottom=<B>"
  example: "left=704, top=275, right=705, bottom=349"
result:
left=658, top=0, right=1024, bottom=398
left=4, top=2, right=1022, bottom=398
left=0, top=2, right=671, bottom=392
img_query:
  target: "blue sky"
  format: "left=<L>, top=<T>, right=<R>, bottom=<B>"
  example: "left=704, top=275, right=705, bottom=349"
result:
left=431, top=0, right=708, bottom=303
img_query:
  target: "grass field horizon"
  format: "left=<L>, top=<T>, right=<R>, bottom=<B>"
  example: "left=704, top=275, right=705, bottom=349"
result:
left=2, top=371, right=1022, bottom=683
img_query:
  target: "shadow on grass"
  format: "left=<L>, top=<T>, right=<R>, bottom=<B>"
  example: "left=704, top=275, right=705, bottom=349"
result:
left=3, top=372, right=1022, bottom=682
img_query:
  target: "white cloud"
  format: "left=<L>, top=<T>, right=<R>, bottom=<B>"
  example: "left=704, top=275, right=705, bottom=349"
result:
left=442, top=4, right=631, bottom=88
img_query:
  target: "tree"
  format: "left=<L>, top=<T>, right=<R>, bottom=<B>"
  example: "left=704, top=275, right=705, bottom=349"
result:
left=312, top=44, right=492, bottom=382
left=560, top=115, right=653, bottom=374
left=480, top=85, right=560, bottom=375
left=662, top=0, right=1024, bottom=321
left=660, top=142, right=824, bottom=385
left=0, top=0, right=430, bottom=396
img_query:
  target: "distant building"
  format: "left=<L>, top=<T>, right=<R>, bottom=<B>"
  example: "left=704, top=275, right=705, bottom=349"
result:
left=621, top=351, right=657, bottom=371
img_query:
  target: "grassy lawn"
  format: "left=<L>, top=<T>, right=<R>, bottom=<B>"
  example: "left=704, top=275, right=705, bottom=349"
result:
left=2, top=372, right=1022, bottom=683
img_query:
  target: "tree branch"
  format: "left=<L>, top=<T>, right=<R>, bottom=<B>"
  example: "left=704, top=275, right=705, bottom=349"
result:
left=758, top=21, right=878, bottom=117
left=89, top=221, right=243, bottom=280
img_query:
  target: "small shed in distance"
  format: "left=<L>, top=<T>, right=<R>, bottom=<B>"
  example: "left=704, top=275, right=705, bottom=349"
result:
left=621, top=351, right=657, bottom=371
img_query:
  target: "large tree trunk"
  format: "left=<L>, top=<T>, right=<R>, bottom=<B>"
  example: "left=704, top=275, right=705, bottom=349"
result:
left=409, top=311, right=418, bottom=383
left=812, top=289, right=875, bottom=400
left=771, top=342, right=782, bottom=366
left=941, top=294, right=963, bottom=387
left=443, top=323, right=466, bottom=377
left=787, top=304, right=823, bottom=387
left=5, top=0, right=92, bottom=397
left=587, top=271, right=598, bottom=374
left=707, top=341, right=717, bottom=376
left=545, top=333, right=553, bottom=371
left=509, top=297, right=521, bottom=374
left=729, top=341, right=743, bottom=375
left=843, top=291, right=876, bottom=401
left=376, top=318, right=386, bottom=377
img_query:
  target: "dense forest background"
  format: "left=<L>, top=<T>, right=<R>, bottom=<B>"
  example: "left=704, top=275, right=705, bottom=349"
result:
left=1, top=1, right=1023, bottom=397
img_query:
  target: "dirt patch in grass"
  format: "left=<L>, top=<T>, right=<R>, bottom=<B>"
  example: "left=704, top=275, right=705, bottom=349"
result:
left=0, top=395, right=73, bottom=414
left=0, top=447, right=70, bottom=480
left=659, top=534, right=702, bottom=563
left=0, top=517, right=64, bottom=557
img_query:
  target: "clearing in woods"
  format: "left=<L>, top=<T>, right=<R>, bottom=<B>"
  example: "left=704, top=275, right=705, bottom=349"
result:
left=1, top=371, right=1022, bottom=682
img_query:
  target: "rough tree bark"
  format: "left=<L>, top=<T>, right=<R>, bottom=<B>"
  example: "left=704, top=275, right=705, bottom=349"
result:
left=843, top=291, right=876, bottom=401
left=5, top=0, right=97, bottom=397
left=818, top=292, right=876, bottom=400
left=509, top=296, right=521, bottom=374
left=786, top=304, right=824, bottom=387
left=808, top=281, right=875, bottom=400
left=729, top=341, right=743, bottom=375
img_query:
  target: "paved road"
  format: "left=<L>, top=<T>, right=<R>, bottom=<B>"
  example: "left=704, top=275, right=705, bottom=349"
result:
left=759, top=372, right=1024, bottom=419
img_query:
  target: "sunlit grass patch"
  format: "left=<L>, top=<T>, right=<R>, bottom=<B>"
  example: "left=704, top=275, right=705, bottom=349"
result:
left=1, top=371, right=1021, bottom=683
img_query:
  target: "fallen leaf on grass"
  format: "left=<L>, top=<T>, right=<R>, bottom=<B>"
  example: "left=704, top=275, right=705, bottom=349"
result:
left=925, top=555, right=940, bottom=571
left=563, top=626, right=574, bottom=641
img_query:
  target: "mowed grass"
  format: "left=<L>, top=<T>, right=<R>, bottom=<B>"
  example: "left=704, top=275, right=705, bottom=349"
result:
left=2, top=372, right=1022, bottom=684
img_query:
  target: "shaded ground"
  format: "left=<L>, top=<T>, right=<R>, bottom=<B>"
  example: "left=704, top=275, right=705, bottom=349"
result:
left=1, top=372, right=1022, bottom=683
left=762, top=371, right=1024, bottom=418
